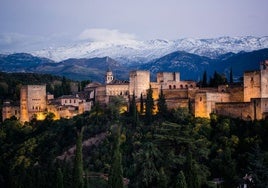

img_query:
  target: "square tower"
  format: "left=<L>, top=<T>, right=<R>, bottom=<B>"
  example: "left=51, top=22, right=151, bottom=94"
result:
left=129, top=71, right=150, bottom=97
left=20, top=85, right=47, bottom=122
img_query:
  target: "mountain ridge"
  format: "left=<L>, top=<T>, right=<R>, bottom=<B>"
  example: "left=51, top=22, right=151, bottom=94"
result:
left=1, top=48, right=268, bottom=82
left=30, top=36, right=268, bottom=63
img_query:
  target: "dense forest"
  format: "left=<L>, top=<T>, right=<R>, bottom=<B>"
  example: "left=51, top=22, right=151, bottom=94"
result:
left=1, top=85, right=268, bottom=187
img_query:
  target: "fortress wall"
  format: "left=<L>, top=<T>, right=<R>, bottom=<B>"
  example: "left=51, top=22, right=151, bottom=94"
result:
left=163, top=89, right=188, bottom=99
left=166, top=98, right=189, bottom=109
left=195, top=92, right=230, bottom=118
left=95, top=86, right=107, bottom=104
left=261, top=69, right=268, bottom=98
left=2, top=104, right=20, bottom=121
left=244, top=71, right=261, bottom=102
left=228, top=85, right=244, bottom=102
left=106, top=84, right=129, bottom=96
left=216, top=102, right=252, bottom=120
left=157, top=72, right=180, bottom=83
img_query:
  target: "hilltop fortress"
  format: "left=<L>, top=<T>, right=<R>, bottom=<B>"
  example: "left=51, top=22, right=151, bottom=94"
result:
left=2, top=60, right=268, bottom=122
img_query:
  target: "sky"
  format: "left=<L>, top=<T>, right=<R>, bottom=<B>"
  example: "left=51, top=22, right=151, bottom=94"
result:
left=0, top=0, right=268, bottom=52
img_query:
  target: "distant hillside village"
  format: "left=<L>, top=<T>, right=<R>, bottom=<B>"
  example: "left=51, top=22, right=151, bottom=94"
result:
left=2, top=60, right=268, bottom=122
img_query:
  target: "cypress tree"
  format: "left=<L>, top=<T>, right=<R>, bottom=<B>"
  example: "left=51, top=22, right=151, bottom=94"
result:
left=157, top=87, right=167, bottom=119
left=230, top=68, right=233, bottom=84
left=145, top=85, right=154, bottom=125
left=140, top=93, right=144, bottom=115
left=73, top=128, right=84, bottom=188
left=130, top=94, right=139, bottom=128
left=175, top=170, right=187, bottom=188
left=185, top=152, right=200, bottom=188
left=108, top=126, right=124, bottom=188
left=84, top=170, right=89, bottom=188
left=202, top=71, right=207, bottom=87
left=56, top=168, right=64, bottom=188
left=158, top=167, right=168, bottom=188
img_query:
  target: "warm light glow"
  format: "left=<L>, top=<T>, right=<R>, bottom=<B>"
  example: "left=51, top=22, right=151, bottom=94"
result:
left=36, top=112, right=46, bottom=120
left=120, top=106, right=128, bottom=114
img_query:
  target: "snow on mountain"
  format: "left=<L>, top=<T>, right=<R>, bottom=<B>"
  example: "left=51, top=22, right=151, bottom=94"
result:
left=32, top=36, right=268, bottom=63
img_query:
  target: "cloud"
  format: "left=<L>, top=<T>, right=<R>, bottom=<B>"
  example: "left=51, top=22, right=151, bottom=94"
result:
left=0, top=32, right=74, bottom=52
left=78, top=28, right=136, bottom=42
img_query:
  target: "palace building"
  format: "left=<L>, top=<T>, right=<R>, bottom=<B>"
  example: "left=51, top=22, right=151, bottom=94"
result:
left=3, top=60, right=268, bottom=123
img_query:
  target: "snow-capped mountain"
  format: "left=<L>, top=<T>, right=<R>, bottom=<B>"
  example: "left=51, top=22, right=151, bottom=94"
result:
left=32, top=36, right=268, bottom=63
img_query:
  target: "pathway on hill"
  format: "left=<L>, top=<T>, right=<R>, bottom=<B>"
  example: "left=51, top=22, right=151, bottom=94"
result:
left=56, top=132, right=108, bottom=161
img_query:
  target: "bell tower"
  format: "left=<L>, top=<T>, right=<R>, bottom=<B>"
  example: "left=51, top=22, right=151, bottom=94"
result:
left=105, top=68, right=113, bottom=84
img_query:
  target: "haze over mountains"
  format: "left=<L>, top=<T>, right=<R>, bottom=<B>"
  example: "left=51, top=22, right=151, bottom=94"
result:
left=1, top=36, right=268, bottom=82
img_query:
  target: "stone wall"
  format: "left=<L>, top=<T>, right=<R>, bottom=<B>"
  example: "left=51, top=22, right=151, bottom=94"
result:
left=244, top=71, right=261, bottom=102
left=157, top=72, right=180, bottom=83
left=195, top=92, right=230, bottom=118
left=216, top=102, right=252, bottom=120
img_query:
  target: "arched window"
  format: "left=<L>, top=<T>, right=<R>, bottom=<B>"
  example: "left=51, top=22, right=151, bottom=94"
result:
left=169, top=85, right=172, bottom=89
left=173, top=85, right=176, bottom=89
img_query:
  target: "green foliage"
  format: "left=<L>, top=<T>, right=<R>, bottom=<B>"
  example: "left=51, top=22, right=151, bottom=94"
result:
left=133, top=142, right=160, bottom=187
left=202, top=71, right=208, bottom=87
left=229, top=68, right=233, bottom=84
left=185, top=152, right=201, bottom=188
left=157, top=87, right=168, bottom=119
left=140, top=93, right=144, bottom=114
left=145, top=85, right=154, bottom=125
left=56, top=168, right=64, bottom=188
left=246, top=144, right=268, bottom=187
left=209, top=71, right=227, bottom=87
left=175, top=171, right=187, bottom=188
left=1, top=102, right=268, bottom=187
left=73, top=129, right=84, bottom=188
left=129, top=94, right=139, bottom=128
left=108, top=126, right=124, bottom=188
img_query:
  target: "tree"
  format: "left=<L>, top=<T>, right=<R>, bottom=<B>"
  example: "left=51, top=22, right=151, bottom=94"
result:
left=140, top=93, right=144, bottom=115
left=209, top=71, right=227, bottom=87
left=229, top=68, right=234, bottom=84
left=157, top=87, right=168, bottom=119
left=108, top=126, right=124, bottom=188
left=145, top=85, right=154, bottom=125
left=133, top=142, right=160, bottom=187
left=56, top=168, right=64, bottom=188
left=202, top=71, right=207, bottom=87
left=129, top=94, right=139, bottom=128
left=158, top=167, right=168, bottom=188
left=175, top=171, right=187, bottom=188
left=73, top=127, right=84, bottom=188
left=246, top=144, right=268, bottom=187
left=185, top=152, right=200, bottom=188
left=84, top=170, right=89, bottom=188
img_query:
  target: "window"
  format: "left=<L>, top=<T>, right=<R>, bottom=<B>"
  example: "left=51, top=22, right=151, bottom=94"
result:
left=169, top=85, right=172, bottom=89
left=173, top=85, right=176, bottom=89
left=200, top=97, right=202, bottom=101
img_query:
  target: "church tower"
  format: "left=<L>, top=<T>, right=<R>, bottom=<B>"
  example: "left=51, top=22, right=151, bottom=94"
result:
left=105, top=68, right=113, bottom=84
